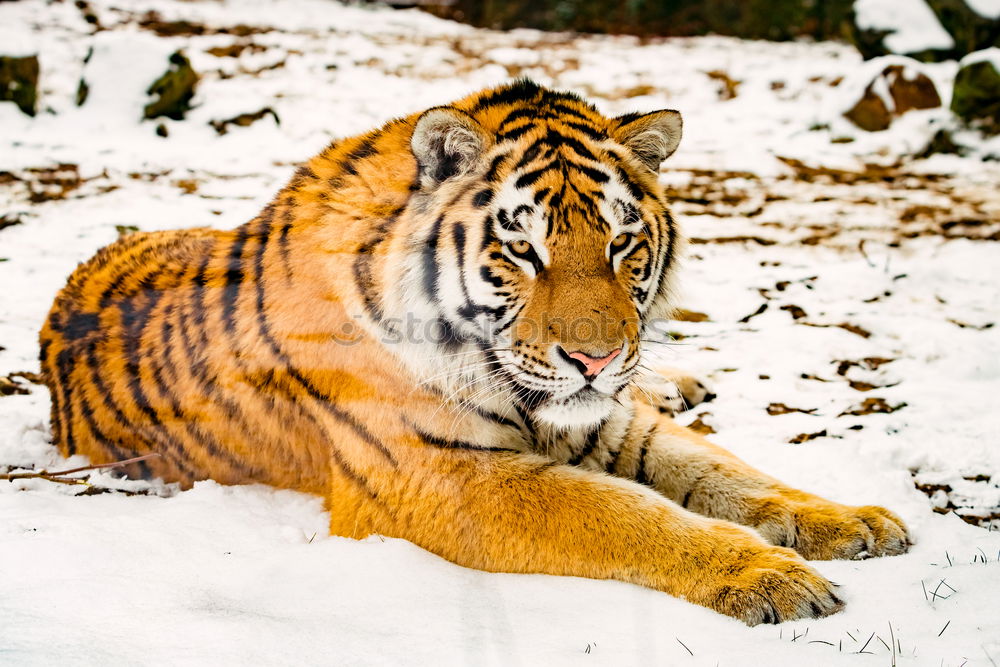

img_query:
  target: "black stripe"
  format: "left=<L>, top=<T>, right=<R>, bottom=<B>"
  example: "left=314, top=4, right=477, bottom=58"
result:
left=413, top=424, right=518, bottom=453
left=495, top=209, right=519, bottom=232
left=220, top=226, right=251, bottom=336
left=151, top=302, right=259, bottom=479
left=470, top=80, right=542, bottom=113
left=567, top=161, right=609, bottom=183
left=497, top=123, right=535, bottom=143
left=547, top=102, right=594, bottom=122
left=352, top=207, right=405, bottom=330
left=472, top=188, right=493, bottom=208
left=613, top=162, right=646, bottom=201
left=54, top=349, right=77, bottom=456
left=479, top=265, right=505, bottom=288
left=634, top=429, right=655, bottom=486
left=422, top=215, right=443, bottom=301
left=546, top=129, right=597, bottom=162
left=515, top=159, right=558, bottom=189
left=484, top=153, right=508, bottom=182
left=515, top=142, right=543, bottom=169
left=330, top=445, right=384, bottom=505
left=563, top=120, right=606, bottom=142
left=605, top=444, right=623, bottom=474
left=249, top=217, right=399, bottom=467
left=498, top=107, right=536, bottom=129
left=77, top=388, right=132, bottom=466
left=346, top=136, right=377, bottom=161
left=568, top=424, right=602, bottom=466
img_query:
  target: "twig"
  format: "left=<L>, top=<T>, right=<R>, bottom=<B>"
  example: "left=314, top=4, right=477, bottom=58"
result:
left=1, top=453, right=160, bottom=484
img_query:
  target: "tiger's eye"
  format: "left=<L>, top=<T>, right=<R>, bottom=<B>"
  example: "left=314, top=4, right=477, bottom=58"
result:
left=610, top=233, right=631, bottom=251
left=510, top=240, right=532, bottom=256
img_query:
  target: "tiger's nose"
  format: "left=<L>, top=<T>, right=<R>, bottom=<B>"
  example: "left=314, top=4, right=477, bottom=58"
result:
left=558, top=346, right=622, bottom=379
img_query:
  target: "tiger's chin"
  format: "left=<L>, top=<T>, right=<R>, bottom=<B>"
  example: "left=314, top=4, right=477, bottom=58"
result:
left=533, top=387, right=617, bottom=431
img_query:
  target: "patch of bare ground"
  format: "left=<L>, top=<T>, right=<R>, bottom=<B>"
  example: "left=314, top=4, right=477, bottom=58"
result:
left=664, top=163, right=1000, bottom=248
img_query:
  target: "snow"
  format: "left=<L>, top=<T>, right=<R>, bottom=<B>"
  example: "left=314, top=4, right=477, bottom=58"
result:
left=966, top=0, right=1000, bottom=18
left=2, top=0, right=1000, bottom=664
left=960, top=46, right=1000, bottom=70
left=854, top=0, right=955, bottom=54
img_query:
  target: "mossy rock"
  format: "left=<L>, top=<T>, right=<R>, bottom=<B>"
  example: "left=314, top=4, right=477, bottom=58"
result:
left=143, top=50, right=198, bottom=121
left=951, top=55, right=1000, bottom=131
left=0, top=54, right=39, bottom=117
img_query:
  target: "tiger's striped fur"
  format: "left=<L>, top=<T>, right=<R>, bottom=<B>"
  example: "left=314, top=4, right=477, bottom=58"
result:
left=41, top=81, right=908, bottom=625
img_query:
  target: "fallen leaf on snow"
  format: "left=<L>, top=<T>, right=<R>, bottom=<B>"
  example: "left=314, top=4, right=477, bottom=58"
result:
left=839, top=397, right=906, bottom=416
left=789, top=429, right=827, bottom=444
left=767, top=403, right=817, bottom=415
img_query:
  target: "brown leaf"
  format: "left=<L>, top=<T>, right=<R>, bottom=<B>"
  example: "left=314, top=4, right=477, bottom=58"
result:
left=789, top=429, right=827, bottom=444
left=801, top=321, right=872, bottom=338
left=839, top=397, right=906, bottom=416
left=738, top=303, right=768, bottom=324
left=767, top=403, right=817, bottom=416
left=780, top=304, right=807, bottom=320
left=835, top=357, right=895, bottom=376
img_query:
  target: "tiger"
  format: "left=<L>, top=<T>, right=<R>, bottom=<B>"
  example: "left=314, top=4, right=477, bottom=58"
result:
left=39, top=80, right=909, bottom=626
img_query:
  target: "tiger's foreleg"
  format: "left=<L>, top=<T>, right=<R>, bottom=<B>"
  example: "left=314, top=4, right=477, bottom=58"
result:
left=327, top=445, right=842, bottom=625
left=615, top=403, right=909, bottom=560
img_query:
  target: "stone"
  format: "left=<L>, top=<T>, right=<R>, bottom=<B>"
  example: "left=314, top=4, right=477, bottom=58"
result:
left=951, top=50, right=1000, bottom=132
left=844, top=63, right=942, bottom=131
left=143, top=50, right=198, bottom=121
left=0, top=54, right=39, bottom=116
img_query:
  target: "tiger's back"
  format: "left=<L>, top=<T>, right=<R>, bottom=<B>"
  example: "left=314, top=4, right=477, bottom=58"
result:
left=40, top=226, right=337, bottom=492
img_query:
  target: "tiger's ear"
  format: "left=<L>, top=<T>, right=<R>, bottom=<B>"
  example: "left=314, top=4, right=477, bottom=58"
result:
left=411, top=107, right=491, bottom=189
left=611, top=110, right=682, bottom=172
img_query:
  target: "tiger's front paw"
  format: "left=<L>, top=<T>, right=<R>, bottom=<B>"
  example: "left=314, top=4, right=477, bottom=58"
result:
left=633, top=367, right=715, bottom=416
left=753, top=494, right=910, bottom=560
left=696, top=536, right=843, bottom=625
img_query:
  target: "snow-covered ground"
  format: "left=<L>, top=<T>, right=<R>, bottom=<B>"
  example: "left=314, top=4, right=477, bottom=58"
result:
left=2, top=1, right=999, bottom=664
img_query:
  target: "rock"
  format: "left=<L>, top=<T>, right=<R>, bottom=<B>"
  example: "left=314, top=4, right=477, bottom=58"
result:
left=850, top=0, right=956, bottom=62
left=143, top=51, right=198, bottom=121
left=918, top=128, right=965, bottom=157
left=0, top=54, right=39, bottom=116
left=845, top=87, right=893, bottom=131
left=844, top=63, right=942, bottom=131
left=951, top=49, right=1000, bottom=132
left=850, top=0, right=1000, bottom=62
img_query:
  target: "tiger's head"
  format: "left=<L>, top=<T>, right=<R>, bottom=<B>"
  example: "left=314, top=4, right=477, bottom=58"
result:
left=401, top=82, right=682, bottom=429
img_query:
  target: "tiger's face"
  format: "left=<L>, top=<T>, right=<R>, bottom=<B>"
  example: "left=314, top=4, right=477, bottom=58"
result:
left=407, top=90, right=681, bottom=429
